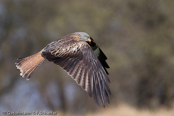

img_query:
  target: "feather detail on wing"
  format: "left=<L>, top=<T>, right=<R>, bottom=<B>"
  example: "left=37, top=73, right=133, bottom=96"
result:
left=42, top=39, right=110, bottom=107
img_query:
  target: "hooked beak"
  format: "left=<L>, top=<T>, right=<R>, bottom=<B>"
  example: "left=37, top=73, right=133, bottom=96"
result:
left=87, top=38, right=91, bottom=43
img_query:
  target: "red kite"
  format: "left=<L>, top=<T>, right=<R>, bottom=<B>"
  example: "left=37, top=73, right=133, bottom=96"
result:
left=15, top=32, right=110, bottom=107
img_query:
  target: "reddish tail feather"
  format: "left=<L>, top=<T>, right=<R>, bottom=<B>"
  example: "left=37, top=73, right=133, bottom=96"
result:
left=15, top=50, right=45, bottom=80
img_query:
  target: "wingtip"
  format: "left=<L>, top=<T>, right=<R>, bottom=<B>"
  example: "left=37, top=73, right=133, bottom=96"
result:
left=102, top=103, right=105, bottom=108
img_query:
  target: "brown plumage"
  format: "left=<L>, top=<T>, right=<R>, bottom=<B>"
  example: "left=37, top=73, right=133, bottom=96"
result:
left=16, top=50, right=45, bottom=80
left=15, top=32, right=110, bottom=107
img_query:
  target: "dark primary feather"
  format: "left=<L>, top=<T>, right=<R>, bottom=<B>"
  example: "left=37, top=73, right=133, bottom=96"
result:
left=88, top=38, right=110, bottom=75
left=42, top=35, right=110, bottom=107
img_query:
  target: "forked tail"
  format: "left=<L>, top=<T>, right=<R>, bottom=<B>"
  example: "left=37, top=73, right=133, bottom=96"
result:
left=15, top=50, right=45, bottom=80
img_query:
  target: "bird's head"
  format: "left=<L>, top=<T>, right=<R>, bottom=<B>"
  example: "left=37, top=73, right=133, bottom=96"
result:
left=74, top=32, right=92, bottom=43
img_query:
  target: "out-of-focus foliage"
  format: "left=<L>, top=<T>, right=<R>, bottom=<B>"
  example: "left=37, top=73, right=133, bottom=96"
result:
left=0, top=0, right=174, bottom=115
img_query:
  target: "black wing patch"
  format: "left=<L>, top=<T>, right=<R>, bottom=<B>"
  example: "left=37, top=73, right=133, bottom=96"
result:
left=87, top=38, right=110, bottom=74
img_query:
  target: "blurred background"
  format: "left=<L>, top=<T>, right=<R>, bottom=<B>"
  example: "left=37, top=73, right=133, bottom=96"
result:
left=0, top=0, right=174, bottom=116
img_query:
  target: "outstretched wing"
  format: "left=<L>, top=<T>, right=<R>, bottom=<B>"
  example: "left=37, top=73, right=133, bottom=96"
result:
left=42, top=39, right=110, bottom=107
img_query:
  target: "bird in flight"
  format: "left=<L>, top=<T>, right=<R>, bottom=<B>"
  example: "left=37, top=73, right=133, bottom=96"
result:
left=15, top=32, right=110, bottom=107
